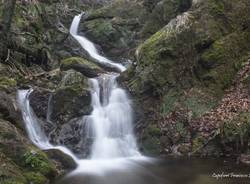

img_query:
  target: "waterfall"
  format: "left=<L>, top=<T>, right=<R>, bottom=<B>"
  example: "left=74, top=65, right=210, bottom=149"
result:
left=17, top=89, right=78, bottom=163
left=70, top=13, right=140, bottom=159
left=69, top=13, right=126, bottom=72
left=17, top=13, right=142, bottom=176
left=88, top=75, right=140, bottom=159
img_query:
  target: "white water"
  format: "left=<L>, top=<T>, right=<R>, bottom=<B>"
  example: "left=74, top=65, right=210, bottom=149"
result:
left=88, top=75, right=140, bottom=159
left=17, top=89, right=78, bottom=163
left=69, top=13, right=140, bottom=160
left=70, top=13, right=126, bottom=72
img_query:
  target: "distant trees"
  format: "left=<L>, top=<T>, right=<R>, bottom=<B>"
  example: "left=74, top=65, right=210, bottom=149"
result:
left=1, top=0, right=16, bottom=38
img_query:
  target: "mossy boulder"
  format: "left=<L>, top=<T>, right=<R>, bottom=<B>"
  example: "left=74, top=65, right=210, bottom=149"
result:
left=61, top=57, right=103, bottom=78
left=0, top=119, right=58, bottom=183
left=45, top=149, right=77, bottom=171
left=126, top=0, right=250, bottom=156
left=131, top=0, right=250, bottom=96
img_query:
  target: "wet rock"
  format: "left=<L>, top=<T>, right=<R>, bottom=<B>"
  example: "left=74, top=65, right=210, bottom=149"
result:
left=61, top=57, right=104, bottom=78
left=50, top=84, right=92, bottom=125
left=0, top=91, right=23, bottom=129
left=45, top=149, right=77, bottom=171
left=29, top=88, right=51, bottom=120
left=53, top=117, right=92, bottom=157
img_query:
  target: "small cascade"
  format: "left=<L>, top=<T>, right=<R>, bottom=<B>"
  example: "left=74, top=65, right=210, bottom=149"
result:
left=69, top=13, right=126, bottom=72
left=17, top=89, right=78, bottom=163
left=88, top=75, right=140, bottom=159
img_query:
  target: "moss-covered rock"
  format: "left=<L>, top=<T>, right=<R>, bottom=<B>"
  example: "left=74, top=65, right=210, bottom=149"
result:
left=0, top=77, right=17, bottom=91
left=61, top=57, right=101, bottom=71
left=0, top=119, right=58, bottom=183
left=125, top=0, right=250, bottom=156
left=61, top=57, right=104, bottom=78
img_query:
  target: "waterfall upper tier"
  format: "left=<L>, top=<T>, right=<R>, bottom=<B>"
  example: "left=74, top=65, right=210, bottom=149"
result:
left=70, top=13, right=126, bottom=72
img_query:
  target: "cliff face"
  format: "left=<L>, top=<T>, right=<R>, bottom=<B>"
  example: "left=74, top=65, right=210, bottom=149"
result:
left=123, top=0, right=250, bottom=156
left=0, top=0, right=250, bottom=182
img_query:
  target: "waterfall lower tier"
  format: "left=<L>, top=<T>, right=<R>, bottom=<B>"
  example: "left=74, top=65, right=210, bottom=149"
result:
left=87, top=74, right=140, bottom=159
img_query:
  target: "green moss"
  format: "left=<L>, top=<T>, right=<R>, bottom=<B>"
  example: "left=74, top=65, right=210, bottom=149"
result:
left=0, top=77, right=17, bottom=90
left=24, top=172, right=47, bottom=184
left=208, top=0, right=225, bottom=16
left=0, top=153, right=26, bottom=184
left=61, top=57, right=101, bottom=71
left=200, top=31, right=250, bottom=93
left=85, top=19, right=116, bottom=41
left=22, top=150, right=56, bottom=177
left=146, top=125, right=161, bottom=137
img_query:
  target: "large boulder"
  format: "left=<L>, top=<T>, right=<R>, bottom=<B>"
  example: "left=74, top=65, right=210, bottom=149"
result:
left=60, top=57, right=104, bottom=77
left=0, top=119, right=58, bottom=184
left=124, top=0, right=250, bottom=155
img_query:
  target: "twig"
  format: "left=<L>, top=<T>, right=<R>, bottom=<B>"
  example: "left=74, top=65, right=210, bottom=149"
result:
left=4, top=49, right=10, bottom=63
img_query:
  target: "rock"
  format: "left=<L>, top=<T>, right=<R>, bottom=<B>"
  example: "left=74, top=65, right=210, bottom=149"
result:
left=50, top=80, right=92, bottom=125
left=61, top=57, right=104, bottom=78
left=80, top=0, right=146, bottom=59
left=124, top=0, right=250, bottom=156
left=29, top=88, right=51, bottom=120
left=239, top=154, right=250, bottom=165
left=141, top=0, right=192, bottom=38
left=54, top=117, right=92, bottom=157
left=45, top=149, right=77, bottom=171
left=0, top=91, right=23, bottom=129
left=0, top=119, right=58, bottom=183
left=132, top=0, right=250, bottom=96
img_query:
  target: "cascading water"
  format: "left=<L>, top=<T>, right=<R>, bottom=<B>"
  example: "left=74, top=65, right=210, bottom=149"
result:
left=17, top=12, right=143, bottom=178
left=88, top=75, right=140, bottom=159
left=70, top=13, right=140, bottom=160
left=69, top=13, right=126, bottom=72
left=17, top=89, right=78, bottom=162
